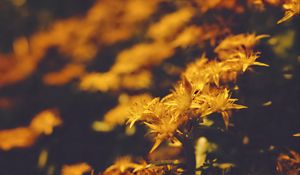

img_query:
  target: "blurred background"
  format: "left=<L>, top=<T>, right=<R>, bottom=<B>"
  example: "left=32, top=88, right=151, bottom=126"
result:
left=0, top=0, right=299, bottom=174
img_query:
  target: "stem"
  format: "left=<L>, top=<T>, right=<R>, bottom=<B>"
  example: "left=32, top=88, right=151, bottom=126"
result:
left=176, top=121, right=197, bottom=174
left=182, top=133, right=196, bottom=175
left=176, top=121, right=196, bottom=175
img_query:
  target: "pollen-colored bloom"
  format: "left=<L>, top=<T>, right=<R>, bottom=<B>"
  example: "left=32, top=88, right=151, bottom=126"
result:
left=93, top=94, right=152, bottom=132
left=224, top=49, right=269, bottom=72
left=128, top=97, right=157, bottom=128
left=103, top=156, right=141, bottom=175
left=103, top=156, right=174, bottom=175
left=214, top=34, right=268, bottom=60
left=145, top=118, right=181, bottom=153
left=277, top=0, right=300, bottom=24
left=192, top=88, right=247, bottom=128
left=183, top=56, right=211, bottom=91
left=128, top=97, right=182, bottom=152
left=163, top=77, right=193, bottom=121
left=127, top=33, right=266, bottom=152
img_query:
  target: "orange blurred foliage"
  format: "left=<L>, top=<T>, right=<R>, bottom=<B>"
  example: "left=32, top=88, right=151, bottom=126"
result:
left=43, top=64, right=85, bottom=86
left=61, top=163, right=92, bottom=175
left=0, top=109, right=62, bottom=150
left=277, top=150, right=300, bottom=175
left=0, top=0, right=160, bottom=87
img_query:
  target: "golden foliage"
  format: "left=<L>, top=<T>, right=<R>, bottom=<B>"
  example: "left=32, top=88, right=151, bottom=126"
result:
left=61, top=163, right=92, bottom=175
left=293, top=133, right=300, bottom=136
left=92, top=94, right=152, bottom=132
left=248, top=0, right=265, bottom=10
left=147, top=7, right=195, bottom=41
left=276, top=150, right=300, bottom=175
left=121, top=70, right=153, bottom=90
left=43, top=64, right=85, bottom=86
left=103, top=156, right=175, bottom=175
left=29, top=109, right=62, bottom=135
left=80, top=71, right=152, bottom=92
left=214, top=34, right=268, bottom=60
left=79, top=40, right=175, bottom=92
left=0, top=0, right=278, bottom=93
left=265, top=0, right=282, bottom=6
left=0, top=0, right=160, bottom=87
left=79, top=5, right=228, bottom=92
left=79, top=72, right=120, bottom=92
left=0, top=127, right=38, bottom=151
left=111, top=43, right=174, bottom=74
left=192, top=88, right=247, bottom=127
left=105, top=94, right=152, bottom=125
left=1, top=1, right=292, bottom=174
left=127, top=34, right=268, bottom=152
left=195, top=0, right=244, bottom=14
left=171, top=24, right=229, bottom=47
left=278, top=0, right=300, bottom=24
left=0, top=109, right=61, bottom=150
left=103, top=156, right=140, bottom=175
